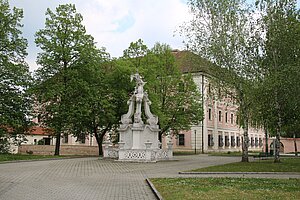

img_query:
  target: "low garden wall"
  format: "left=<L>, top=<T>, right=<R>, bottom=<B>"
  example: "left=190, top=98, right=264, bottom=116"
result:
left=18, top=145, right=99, bottom=156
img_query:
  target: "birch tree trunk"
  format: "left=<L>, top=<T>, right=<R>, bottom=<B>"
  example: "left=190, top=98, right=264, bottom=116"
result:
left=241, top=119, right=249, bottom=162
left=274, top=132, right=281, bottom=163
left=265, top=129, right=269, bottom=155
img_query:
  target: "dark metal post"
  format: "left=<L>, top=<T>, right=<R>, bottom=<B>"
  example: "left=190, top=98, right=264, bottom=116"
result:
left=194, top=130, right=197, bottom=154
left=201, top=74, right=205, bottom=154
left=201, top=124, right=204, bottom=154
left=265, top=129, right=268, bottom=155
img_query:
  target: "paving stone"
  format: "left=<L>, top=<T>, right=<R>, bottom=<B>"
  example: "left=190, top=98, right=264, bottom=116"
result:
left=2, top=155, right=296, bottom=200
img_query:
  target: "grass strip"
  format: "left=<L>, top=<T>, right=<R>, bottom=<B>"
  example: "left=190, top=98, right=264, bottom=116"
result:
left=0, top=154, right=64, bottom=162
left=190, top=158, right=300, bottom=172
left=151, top=177, right=300, bottom=200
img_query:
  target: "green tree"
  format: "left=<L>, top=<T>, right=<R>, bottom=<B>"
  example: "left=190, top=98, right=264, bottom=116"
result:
left=67, top=57, right=133, bottom=156
left=123, top=38, right=148, bottom=69
left=34, top=4, right=99, bottom=155
left=0, top=0, right=31, bottom=153
left=122, top=41, right=203, bottom=139
left=253, top=0, right=300, bottom=162
left=181, top=0, right=261, bottom=162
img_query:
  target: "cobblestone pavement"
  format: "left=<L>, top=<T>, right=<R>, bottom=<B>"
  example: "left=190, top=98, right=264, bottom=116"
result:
left=0, top=155, right=239, bottom=200
left=1, top=155, right=298, bottom=200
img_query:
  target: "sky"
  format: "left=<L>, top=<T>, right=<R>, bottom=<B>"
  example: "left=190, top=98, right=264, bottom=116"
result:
left=9, top=0, right=191, bottom=71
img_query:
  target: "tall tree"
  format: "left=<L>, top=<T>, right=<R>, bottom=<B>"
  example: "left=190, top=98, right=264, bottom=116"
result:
left=181, top=0, right=261, bottom=162
left=254, top=0, right=300, bottom=162
left=0, top=0, right=31, bottom=153
left=67, top=57, right=133, bottom=156
left=34, top=4, right=99, bottom=155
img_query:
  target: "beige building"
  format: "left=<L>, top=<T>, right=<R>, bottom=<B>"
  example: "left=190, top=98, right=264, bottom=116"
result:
left=165, top=51, right=265, bottom=152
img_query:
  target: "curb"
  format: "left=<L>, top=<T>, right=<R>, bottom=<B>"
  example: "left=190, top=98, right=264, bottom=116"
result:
left=145, top=178, right=164, bottom=200
left=178, top=171, right=300, bottom=175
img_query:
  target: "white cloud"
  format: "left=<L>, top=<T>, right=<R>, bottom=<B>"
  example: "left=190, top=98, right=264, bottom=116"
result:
left=79, top=0, right=191, bottom=58
left=10, top=0, right=192, bottom=71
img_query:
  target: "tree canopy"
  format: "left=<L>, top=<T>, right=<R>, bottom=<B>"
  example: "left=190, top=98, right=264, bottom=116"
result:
left=0, top=0, right=31, bottom=153
left=252, top=0, right=300, bottom=161
left=121, top=40, right=204, bottom=138
left=34, top=4, right=103, bottom=155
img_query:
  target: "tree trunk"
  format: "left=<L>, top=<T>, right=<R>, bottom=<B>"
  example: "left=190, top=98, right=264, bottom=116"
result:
left=241, top=121, right=249, bottom=162
left=294, top=133, right=298, bottom=157
left=94, top=133, right=102, bottom=156
left=94, top=127, right=109, bottom=156
left=54, top=132, right=61, bottom=155
left=265, top=129, right=268, bottom=155
left=239, top=90, right=249, bottom=162
left=274, top=132, right=280, bottom=163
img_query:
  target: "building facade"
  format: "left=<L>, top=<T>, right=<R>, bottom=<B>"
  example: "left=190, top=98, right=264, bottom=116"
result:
left=165, top=51, right=265, bottom=152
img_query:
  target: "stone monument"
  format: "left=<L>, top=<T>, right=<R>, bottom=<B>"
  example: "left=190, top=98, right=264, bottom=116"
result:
left=103, top=73, right=173, bottom=162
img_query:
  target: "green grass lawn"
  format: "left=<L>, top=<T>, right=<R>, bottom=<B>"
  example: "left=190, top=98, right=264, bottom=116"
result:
left=150, top=177, right=300, bottom=200
left=0, top=154, right=63, bottom=162
left=190, top=158, right=300, bottom=172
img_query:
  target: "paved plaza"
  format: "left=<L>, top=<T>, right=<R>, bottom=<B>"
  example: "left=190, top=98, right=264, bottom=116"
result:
left=0, top=155, right=299, bottom=200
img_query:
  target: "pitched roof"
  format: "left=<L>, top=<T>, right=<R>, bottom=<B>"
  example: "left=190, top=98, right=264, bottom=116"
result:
left=172, top=50, right=216, bottom=75
left=28, top=126, right=53, bottom=136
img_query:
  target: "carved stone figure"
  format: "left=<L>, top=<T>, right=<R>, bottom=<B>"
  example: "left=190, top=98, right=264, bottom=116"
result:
left=121, top=72, right=158, bottom=127
left=130, top=73, right=146, bottom=124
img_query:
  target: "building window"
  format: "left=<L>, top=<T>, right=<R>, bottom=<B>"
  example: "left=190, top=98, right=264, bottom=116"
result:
left=178, top=134, right=185, bottom=146
left=219, top=111, right=222, bottom=122
left=231, top=113, right=234, bottom=124
left=218, top=135, right=224, bottom=147
left=251, top=137, right=254, bottom=147
left=208, top=134, right=214, bottom=147
left=225, top=136, right=230, bottom=147
left=236, top=136, right=241, bottom=147
left=259, top=138, right=263, bottom=147
left=208, top=83, right=211, bottom=94
left=63, top=133, right=68, bottom=144
left=231, top=136, right=235, bottom=147
left=255, top=138, right=258, bottom=147
left=208, top=108, right=212, bottom=120
left=225, top=112, right=228, bottom=123
left=44, top=137, right=51, bottom=145
left=78, top=134, right=86, bottom=144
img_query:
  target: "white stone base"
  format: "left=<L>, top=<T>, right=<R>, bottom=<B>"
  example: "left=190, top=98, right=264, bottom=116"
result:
left=103, top=142, right=173, bottom=162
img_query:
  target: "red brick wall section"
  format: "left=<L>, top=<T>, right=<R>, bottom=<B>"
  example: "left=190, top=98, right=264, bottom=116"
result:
left=18, top=145, right=99, bottom=156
